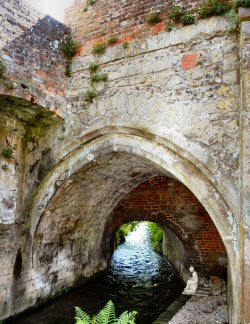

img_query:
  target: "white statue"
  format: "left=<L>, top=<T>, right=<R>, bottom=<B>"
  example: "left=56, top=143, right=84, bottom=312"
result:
left=183, top=266, right=198, bottom=294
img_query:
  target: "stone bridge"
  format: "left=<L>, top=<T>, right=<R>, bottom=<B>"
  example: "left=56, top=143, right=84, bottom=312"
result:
left=0, top=0, right=250, bottom=323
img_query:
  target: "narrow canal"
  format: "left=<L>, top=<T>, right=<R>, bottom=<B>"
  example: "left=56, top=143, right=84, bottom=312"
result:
left=7, top=222, right=184, bottom=324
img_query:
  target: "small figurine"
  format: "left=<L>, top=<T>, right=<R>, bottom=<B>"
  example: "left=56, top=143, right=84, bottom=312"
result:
left=183, top=266, right=198, bottom=294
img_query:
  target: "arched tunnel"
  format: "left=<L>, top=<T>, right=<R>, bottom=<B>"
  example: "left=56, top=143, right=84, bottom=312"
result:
left=30, top=146, right=229, bottom=307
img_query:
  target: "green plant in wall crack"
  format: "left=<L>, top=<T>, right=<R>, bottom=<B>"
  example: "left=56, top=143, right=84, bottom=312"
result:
left=108, top=36, right=119, bottom=45
left=0, top=57, right=6, bottom=80
left=146, top=11, right=162, bottom=25
left=90, top=72, right=108, bottom=84
left=199, top=0, right=230, bottom=19
left=92, top=43, right=107, bottom=55
left=62, top=38, right=81, bottom=77
left=2, top=144, right=17, bottom=159
left=122, top=41, right=129, bottom=49
left=1, top=164, right=9, bottom=172
left=85, top=89, right=98, bottom=103
left=63, top=38, right=81, bottom=59
left=169, top=6, right=185, bottom=23
left=75, top=300, right=137, bottom=324
left=227, top=8, right=241, bottom=33
left=181, top=13, right=196, bottom=25
left=83, top=0, right=97, bottom=12
left=233, top=0, right=250, bottom=9
left=88, top=62, right=100, bottom=73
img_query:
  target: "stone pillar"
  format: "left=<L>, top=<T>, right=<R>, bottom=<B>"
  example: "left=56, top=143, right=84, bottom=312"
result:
left=239, top=7, right=250, bottom=324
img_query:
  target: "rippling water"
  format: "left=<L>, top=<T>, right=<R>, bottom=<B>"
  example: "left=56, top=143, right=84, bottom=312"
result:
left=7, top=222, right=183, bottom=324
left=104, top=223, right=184, bottom=323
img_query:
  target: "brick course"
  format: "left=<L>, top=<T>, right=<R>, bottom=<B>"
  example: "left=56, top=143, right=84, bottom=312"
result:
left=65, top=0, right=204, bottom=54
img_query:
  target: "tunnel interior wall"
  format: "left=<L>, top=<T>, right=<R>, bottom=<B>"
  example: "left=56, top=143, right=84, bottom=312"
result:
left=112, top=176, right=228, bottom=279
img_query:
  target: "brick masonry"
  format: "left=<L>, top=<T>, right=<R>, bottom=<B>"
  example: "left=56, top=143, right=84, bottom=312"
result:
left=112, top=176, right=227, bottom=277
left=65, top=0, right=204, bottom=54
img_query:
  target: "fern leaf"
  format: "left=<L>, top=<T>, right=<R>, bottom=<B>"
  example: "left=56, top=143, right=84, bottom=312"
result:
left=95, top=300, right=116, bottom=324
left=75, top=306, right=91, bottom=324
left=117, top=310, right=138, bottom=324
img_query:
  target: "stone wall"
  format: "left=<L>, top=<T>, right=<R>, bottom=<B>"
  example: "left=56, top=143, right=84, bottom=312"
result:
left=239, top=7, right=250, bottom=322
left=0, top=0, right=69, bottom=319
left=0, top=0, right=249, bottom=323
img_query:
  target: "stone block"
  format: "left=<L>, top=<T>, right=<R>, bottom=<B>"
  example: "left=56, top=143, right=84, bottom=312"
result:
left=239, top=7, right=250, bottom=22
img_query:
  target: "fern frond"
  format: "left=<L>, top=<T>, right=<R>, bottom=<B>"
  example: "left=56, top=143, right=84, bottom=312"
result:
left=95, top=300, right=116, bottom=324
left=75, top=306, right=91, bottom=324
left=117, top=310, right=138, bottom=324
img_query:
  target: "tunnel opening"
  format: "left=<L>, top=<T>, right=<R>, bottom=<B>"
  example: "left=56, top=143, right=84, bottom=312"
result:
left=10, top=142, right=234, bottom=323
left=103, top=220, right=184, bottom=323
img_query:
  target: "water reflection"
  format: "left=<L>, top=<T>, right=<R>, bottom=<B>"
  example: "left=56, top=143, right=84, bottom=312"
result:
left=105, top=222, right=183, bottom=323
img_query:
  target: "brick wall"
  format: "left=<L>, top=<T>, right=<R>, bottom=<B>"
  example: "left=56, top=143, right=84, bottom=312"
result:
left=112, top=176, right=227, bottom=277
left=65, top=0, right=205, bottom=53
left=0, top=0, right=68, bottom=112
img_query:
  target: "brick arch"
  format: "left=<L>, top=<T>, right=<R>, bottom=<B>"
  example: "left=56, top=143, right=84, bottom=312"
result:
left=102, top=176, right=227, bottom=279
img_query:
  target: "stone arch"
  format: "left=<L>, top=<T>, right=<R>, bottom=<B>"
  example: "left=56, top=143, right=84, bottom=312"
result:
left=28, top=131, right=240, bottom=323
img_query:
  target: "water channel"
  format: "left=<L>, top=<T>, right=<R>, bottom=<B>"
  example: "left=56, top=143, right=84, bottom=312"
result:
left=7, top=222, right=184, bottom=324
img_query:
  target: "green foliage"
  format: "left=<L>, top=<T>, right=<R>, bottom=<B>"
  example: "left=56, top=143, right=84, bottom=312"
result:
left=63, top=38, right=80, bottom=77
left=63, top=38, right=81, bottom=59
left=2, top=144, right=17, bottom=159
left=90, top=73, right=108, bottom=83
left=1, top=164, right=9, bottom=171
left=181, top=13, right=196, bottom=25
left=75, top=300, right=137, bottom=324
left=233, top=0, right=250, bottom=9
left=92, top=43, right=107, bottom=55
left=117, top=310, right=138, bottom=324
left=85, top=89, right=98, bottom=103
left=115, top=222, right=139, bottom=247
left=122, top=41, right=129, bottom=49
left=87, top=0, right=97, bottom=5
left=146, top=11, right=162, bottom=25
left=83, top=0, right=97, bottom=12
left=65, top=60, right=72, bottom=77
left=165, top=23, right=173, bottom=32
left=88, top=62, right=100, bottom=73
left=75, top=306, right=91, bottom=323
left=147, top=222, right=163, bottom=253
left=199, top=0, right=230, bottom=18
left=169, top=6, right=185, bottom=23
left=0, top=57, right=6, bottom=80
left=4, top=80, right=14, bottom=90
left=228, top=8, right=241, bottom=33
left=108, top=37, right=119, bottom=45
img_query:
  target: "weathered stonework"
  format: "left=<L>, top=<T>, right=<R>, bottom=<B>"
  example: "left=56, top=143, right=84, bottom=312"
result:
left=0, top=0, right=250, bottom=323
